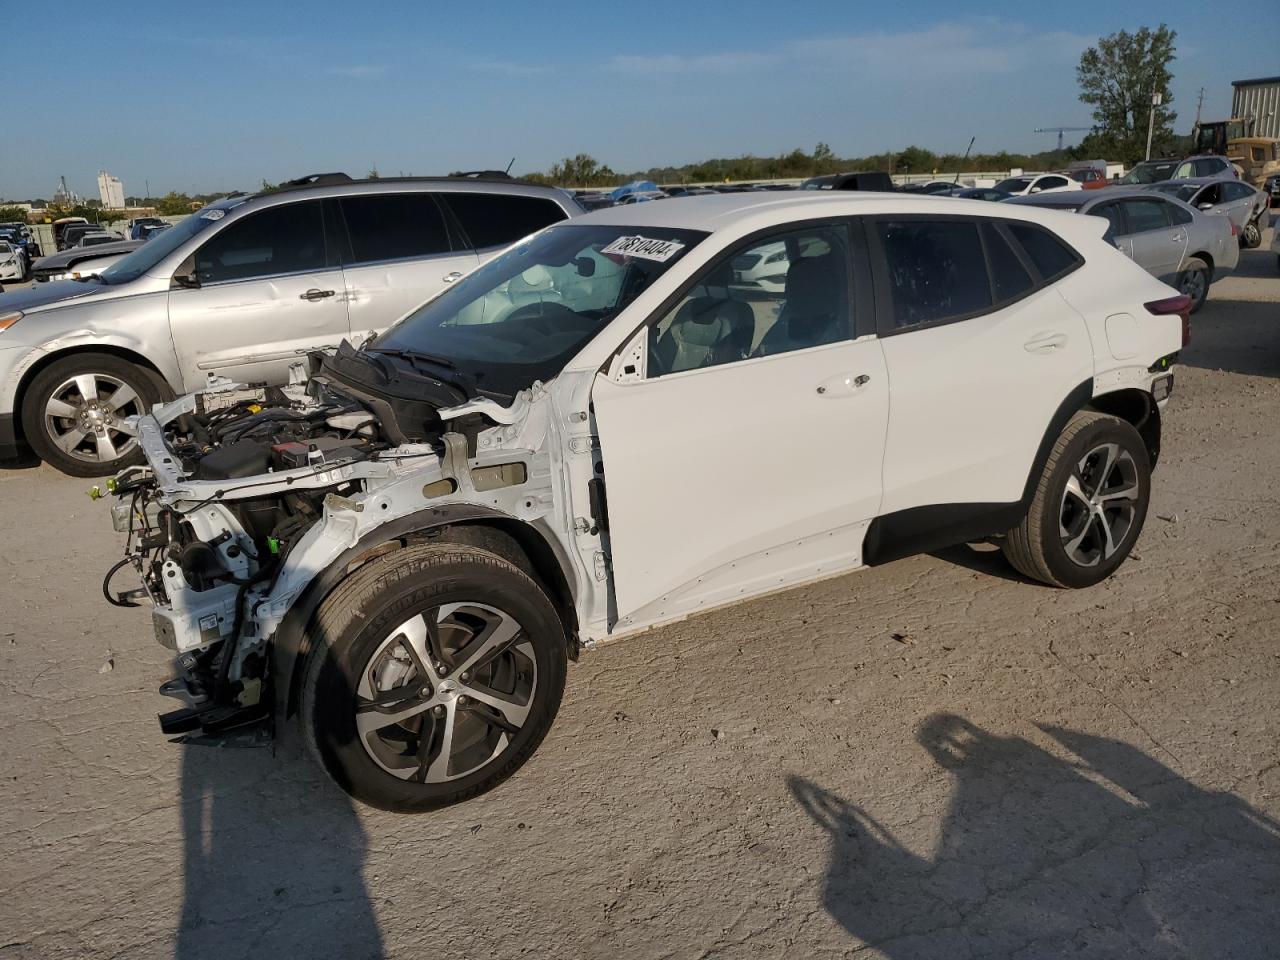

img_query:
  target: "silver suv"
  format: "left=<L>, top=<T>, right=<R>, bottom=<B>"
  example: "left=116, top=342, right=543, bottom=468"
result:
left=0, top=173, right=580, bottom=475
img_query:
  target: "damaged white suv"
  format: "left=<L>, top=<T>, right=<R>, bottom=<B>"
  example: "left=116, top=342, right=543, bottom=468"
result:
left=103, top=193, right=1187, bottom=811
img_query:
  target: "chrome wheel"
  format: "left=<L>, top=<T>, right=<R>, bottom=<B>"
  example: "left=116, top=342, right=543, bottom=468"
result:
left=1177, top=267, right=1206, bottom=303
left=355, top=602, right=537, bottom=783
left=43, top=373, right=142, bottom=465
left=1059, top=442, right=1140, bottom=567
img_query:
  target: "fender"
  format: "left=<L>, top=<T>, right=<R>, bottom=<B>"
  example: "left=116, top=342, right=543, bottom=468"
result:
left=864, top=379, right=1094, bottom=565
left=269, top=502, right=578, bottom=719
left=5, top=330, right=184, bottom=414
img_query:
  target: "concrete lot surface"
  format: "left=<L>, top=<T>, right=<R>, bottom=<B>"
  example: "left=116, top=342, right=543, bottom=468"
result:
left=1, top=234, right=1278, bottom=959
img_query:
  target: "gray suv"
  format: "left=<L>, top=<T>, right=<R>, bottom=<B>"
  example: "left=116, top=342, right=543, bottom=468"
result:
left=0, top=173, right=580, bottom=475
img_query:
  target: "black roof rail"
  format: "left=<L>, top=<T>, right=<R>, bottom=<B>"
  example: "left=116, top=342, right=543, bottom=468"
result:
left=451, top=170, right=513, bottom=180
left=274, top=172, right=355, bottom=192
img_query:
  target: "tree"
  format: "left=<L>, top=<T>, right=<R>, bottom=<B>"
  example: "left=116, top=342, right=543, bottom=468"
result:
left=0, top=206, right=31, bottom=224
left=1077, top=25, right=1177, bottom=164
left=156, top=191, right=194, bottom=215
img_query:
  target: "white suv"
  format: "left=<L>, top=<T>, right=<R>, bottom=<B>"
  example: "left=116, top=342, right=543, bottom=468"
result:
left=104, top=193, right=1186, bottom=811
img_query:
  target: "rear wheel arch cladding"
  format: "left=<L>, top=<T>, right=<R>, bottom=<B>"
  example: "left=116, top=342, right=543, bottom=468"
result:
left=275, top=510, right=578, bottom=719
left=1088, top=387, right=1161, bottom=468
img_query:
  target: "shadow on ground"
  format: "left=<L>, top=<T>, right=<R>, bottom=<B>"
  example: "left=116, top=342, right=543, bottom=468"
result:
left=1181, top=297, right=1280, bottom=378
left=176, top=743, right=384, bottom=960
left=792, top=714, right=1280, bottom=959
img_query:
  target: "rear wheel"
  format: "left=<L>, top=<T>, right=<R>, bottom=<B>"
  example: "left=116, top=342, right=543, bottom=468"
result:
left=1175, top=256, right=1211, bottom=313
left=301, top=542, right=567, bottom=812
left=1003, top=411, right=1150, bottom=588
left=20, top=353, right=163, bottom=477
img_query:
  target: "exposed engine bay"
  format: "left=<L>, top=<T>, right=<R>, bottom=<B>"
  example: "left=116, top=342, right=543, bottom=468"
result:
left=101, top=342, right=565, bottom=742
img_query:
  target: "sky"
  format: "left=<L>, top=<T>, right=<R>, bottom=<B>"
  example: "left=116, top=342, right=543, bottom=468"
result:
left=3, top=1, right=1274, bottom=200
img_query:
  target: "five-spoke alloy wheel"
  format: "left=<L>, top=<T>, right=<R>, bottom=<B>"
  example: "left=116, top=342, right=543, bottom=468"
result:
left=302, top=542, right=567, bottom=812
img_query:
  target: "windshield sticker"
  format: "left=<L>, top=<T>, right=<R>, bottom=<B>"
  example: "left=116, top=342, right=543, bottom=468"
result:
left=600, top=235, right=686, bottom=262
left=200, top=209, right=226, bottom=221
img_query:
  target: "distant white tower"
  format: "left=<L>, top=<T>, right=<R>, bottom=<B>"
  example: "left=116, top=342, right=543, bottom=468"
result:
left=97, top=170, right=125, bottom=209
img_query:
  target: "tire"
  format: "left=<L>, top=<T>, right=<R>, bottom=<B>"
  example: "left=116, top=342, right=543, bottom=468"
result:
left=1174, top=257, right=1211, bottom=314
left=1002, top=411, right=1151, bottom=588
left=300, top=541, right=568, bottom=812
left=1241, top=219, right=1262, bottom=249
left=20, top=352, right=163, bottom=477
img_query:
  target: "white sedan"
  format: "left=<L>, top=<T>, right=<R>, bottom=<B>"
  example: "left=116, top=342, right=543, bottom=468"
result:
left=0, top=241, right=24, bottom=281
left=995, top=173, right=1083, bottom=197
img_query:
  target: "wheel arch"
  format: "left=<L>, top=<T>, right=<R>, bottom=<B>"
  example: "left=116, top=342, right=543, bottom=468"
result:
left=274, top=505, right=579, bottom=720
left=1185, top=250, right=1215, bottom=277
left=12, top=344, right=176, bottom=445
left=1087, top=387, right=1161, bottom=468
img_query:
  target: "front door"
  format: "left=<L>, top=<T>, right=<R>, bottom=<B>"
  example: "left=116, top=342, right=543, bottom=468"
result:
left=591, top=222, right=889, bottom=631
left=168, top=199, right=350, bottom=388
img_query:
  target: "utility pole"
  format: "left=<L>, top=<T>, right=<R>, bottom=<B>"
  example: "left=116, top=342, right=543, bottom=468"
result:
left=1145, top=91, right=1162, bottom=161
left=1194, top=87, right=1205, bottom=128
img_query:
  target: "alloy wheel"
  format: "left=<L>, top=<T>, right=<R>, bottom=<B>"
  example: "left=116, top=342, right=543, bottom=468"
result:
left=1177, top=268, right=1206, bottom=303
left=43, top=373, right=143, bottom=465
left=355, top=602, right=537, bottom=783
left=1059, top=442, right=1140, bottom=567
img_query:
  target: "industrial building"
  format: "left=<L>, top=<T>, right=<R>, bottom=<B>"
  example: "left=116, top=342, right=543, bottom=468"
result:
left=97, top=170, right=125, bottom=210
left=1232, top=76, right=1280, bottom=139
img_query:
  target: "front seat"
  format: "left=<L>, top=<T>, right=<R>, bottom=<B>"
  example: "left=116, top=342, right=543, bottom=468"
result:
left=651, top=263, right=755, bottom=373
left=756, top=253, right=847, bottom=356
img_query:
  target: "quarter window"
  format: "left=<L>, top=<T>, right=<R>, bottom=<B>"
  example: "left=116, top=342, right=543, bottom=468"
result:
left=194, top=200, right=327, bottom=284
left=1088, top=202, right=1125, bottom=241
left=648, top=225, right=852, bottom=376
left=877, top=220, right=991, bottom=328
left=982, top=223, right=1034, bottom=303
left=340, top=193, right=452, bottom=264
left=1006, top=222, right=1080, bottom=281
left=442, top=193, right=567, bottom=250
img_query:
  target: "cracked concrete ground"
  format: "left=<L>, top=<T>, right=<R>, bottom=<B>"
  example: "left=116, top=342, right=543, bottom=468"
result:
left=1, top=230, right=1278, bottom=960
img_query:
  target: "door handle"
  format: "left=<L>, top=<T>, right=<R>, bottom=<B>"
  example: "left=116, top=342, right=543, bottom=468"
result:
left=299, top=288, right=335, bottom=301
left=1170, top=232, right=1186, bottom=243
left=1024, top=333, right=1067, bottom=353
left=441, top=272, right=463, bottom=283
left=816, top=372, right=871, bottom=396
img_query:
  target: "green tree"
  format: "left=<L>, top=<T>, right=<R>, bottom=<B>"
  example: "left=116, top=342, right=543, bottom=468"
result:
left=1077, top=25, right=1177, bottom=164
left=156, top=191, right=194, bottom=215
left=0, top=205, right=31, bottom=224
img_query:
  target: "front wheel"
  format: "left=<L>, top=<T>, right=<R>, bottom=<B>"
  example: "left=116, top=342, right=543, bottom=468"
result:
left=301, top=542, right=568, bottom=812
left=1240, top=219, right=1262, bottom=249
left=1175, top=256, right=1211, bottom=313
left=20, top=353, right=163, bottom=477
left=1002, top=411, right=1151, bottom=588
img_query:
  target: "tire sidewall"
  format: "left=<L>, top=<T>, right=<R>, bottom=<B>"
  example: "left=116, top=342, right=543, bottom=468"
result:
left=308, top=556, right=567, bottom=812
left=1035, top=416, right=1151, bottom=589
left=21, top=353, right=161, bottom=477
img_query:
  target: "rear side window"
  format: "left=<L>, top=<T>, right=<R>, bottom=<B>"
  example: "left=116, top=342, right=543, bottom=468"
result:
left=340, top=193, right=452, bottom=265
left=1121, top=199, right=1172, bottom=234
left=1006, top=222, right=1079, bottom=281
left=443, top=193, right=567, bottom=250
left=1194, top=158, right=1223, bottom=177
left=982, top=223, right=1034, bottom=303
left=876, top=220, right=991, bottom=328
left=195, top=200, right=327, bottom=283
left=1036, top=176, right=1068, bottom=191
left=1088, top=202, right=1125, bottom=241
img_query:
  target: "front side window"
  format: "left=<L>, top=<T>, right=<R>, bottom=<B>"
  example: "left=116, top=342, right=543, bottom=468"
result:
left=442, top=193, right=567, bottom=250
left=996, top=177, right=1033, bottom=193
left=371, top=224, right=705, bottom=397
left=194, top=200, right=327, bottom=283
left=100, top=202, right=236, bottom=284
left=648, top=225, right=852, bottom=377
left=877, top=220, right=991, bottom=328
left=340, top=193, right=451, bottom=264
left=1121, top=199, right=1172, bottom=234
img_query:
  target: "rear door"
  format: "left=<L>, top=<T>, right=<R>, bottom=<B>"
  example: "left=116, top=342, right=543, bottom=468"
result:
left=868, top=216, right=1094, bottom=551
left=1118, top=198, right=1186, bottom=282
left=591, top=221, right=889, bottom=630
left=337, top=192, right=478, bottom=347
left=167, top=199, right=350, bottom=388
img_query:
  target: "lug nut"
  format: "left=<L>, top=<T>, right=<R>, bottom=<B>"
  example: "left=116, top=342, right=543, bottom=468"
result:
left=457, top=695, right=469, bottom=706
left=433, top=705, right=445, bottom=717
left=460, top=672, right=470, bottom=682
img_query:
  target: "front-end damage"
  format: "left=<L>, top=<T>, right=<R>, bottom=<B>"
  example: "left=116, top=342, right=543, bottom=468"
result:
left=102, top=361, right=577, bottom=743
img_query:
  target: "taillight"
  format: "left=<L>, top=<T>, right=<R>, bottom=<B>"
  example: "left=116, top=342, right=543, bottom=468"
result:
left=1230, top=220, right=1240, bottom=236
left=1145, top=293, right=1193, bottom=347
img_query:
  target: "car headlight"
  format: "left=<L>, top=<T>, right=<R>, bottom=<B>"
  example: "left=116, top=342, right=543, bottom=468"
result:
left=0, top=311, right=23, bottom=333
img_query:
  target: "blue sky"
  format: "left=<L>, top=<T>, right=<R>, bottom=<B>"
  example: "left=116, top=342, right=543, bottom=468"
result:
left=5, top=1, right=1273, bottom=200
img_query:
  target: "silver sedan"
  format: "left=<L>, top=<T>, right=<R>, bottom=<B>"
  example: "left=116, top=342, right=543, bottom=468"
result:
left=1007, top=188, right=1239, bottom=312
left=1145, top=177, right=1269, bottom=248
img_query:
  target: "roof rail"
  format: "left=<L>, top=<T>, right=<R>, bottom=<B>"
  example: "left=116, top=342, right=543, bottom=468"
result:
left=275, top=172, right=355, bottom=192
left=451, top=170, right=513, bottom=180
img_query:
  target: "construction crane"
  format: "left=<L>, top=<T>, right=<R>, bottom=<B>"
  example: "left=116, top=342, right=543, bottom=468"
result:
left=1033, top=126, right=1093, bottom=151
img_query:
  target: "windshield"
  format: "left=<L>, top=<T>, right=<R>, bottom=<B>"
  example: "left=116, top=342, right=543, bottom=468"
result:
left=1119, top=163, right=1175, bottom=185
left=1150, top=183, right=1198, bottom=202
left=996, top=177, right=1032, bottom=192
left=370, top=223, right=707, bottom=396
left=99, top=198, right=244, bottom=284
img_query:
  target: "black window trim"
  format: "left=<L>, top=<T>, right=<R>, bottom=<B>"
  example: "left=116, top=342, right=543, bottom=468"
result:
left=191, top=197, right=338, bottom=289
left=333, top=190, right=466, bottom=269
left=438, top=191, right=570, bottom=254
left=632, top=216, right=875, bottom=380
left=865, top=213, right=1083, bottom=338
